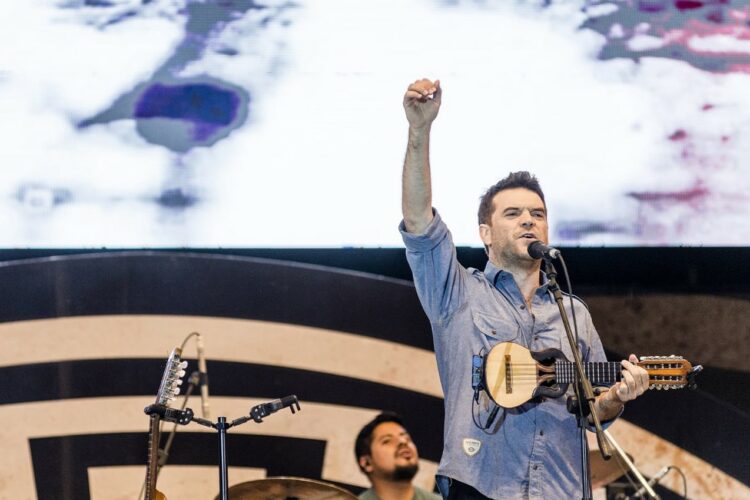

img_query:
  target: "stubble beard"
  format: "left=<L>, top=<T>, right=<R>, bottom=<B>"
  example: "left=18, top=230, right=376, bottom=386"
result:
left=493, top=240, right=535, bottom=271
left=391, top=462, right=419, bottom=482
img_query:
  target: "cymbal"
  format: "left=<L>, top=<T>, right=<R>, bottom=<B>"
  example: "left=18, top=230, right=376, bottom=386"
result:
left=590, top=450, right=628, bottom=489
left=218, top=476, right=358, bottom=500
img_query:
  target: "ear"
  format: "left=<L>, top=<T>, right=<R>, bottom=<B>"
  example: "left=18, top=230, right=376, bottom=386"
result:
left=359, top=455, right=373, bottom=473
left=478, top=224, right=492, bottom=248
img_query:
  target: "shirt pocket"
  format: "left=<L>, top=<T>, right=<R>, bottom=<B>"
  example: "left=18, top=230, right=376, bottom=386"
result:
left=471, top=309, right=520, bottom=344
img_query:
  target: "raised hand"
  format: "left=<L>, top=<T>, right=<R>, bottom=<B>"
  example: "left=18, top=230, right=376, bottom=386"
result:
left=403, top=78, right=441, bottom=130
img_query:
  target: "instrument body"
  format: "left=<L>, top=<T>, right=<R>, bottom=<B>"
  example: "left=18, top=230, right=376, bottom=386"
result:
left=483, top=341, right=695, bottom=409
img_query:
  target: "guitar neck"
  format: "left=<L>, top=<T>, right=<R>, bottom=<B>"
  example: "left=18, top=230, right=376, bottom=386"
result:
left=555, top=361, right=622, bottom=386
left=555, top=356, right=692, bottom=388
left=144, top=414, right=161, bottom=500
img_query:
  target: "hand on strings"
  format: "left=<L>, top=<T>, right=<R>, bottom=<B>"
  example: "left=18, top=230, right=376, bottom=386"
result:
left=611, top=354, right=650, bottom=403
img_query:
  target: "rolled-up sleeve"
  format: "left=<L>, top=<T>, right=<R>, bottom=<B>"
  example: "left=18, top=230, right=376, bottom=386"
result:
left=400, top=210, right=467, bottom=324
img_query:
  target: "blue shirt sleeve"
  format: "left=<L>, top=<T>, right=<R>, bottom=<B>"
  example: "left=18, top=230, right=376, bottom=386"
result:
left=399, top=210, right=467, bottom=325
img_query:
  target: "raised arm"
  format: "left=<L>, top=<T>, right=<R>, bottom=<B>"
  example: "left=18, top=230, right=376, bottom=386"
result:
left=402, top=79, right=441, bottom=234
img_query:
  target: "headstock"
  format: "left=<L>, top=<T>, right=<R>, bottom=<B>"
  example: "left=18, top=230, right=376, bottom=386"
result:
left=638, top=355, right=701, bottom=390
left=154, top=347, right=188, bottom=406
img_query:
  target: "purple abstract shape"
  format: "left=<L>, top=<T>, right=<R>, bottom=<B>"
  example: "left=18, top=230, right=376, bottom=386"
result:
left=627, top=185, right=710, bottom=203
left=581, top=0, right=750, bottom=74
left=134, top=83, right=241, bottom=141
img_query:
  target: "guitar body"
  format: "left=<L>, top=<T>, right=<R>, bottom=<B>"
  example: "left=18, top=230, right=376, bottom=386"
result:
left=484, top=342, right=567, bottom=408
left=483, top=341, right=696, bottom=409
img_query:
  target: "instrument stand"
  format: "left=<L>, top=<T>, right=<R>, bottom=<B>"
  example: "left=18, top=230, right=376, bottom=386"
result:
left=145, top=395, right=301, bottom=500
left=544, top=258, right=612, bottom=500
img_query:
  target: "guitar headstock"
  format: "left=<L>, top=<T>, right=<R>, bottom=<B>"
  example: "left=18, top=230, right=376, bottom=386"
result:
left=639, top=355, right=696, bottom=390
left=154, top=347, right=188, bottom=406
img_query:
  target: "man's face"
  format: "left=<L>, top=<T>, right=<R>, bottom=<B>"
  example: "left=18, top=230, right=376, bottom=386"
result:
left=360, top=421, right=419, bottom=482
left=479, top=187, right=549, bottom=267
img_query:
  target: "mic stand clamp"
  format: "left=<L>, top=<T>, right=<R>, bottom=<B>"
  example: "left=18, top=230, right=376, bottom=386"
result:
left=544, top=258, right=612, bottom=500
left=148, top=395, right=301, bottom=500
left=144, top=404, right=195, bottom=426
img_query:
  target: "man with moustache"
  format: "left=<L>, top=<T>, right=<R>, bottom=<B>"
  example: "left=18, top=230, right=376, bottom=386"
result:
left=399, top=78, right=650, bottom=499
left=354, top=412, right=441, bottom=500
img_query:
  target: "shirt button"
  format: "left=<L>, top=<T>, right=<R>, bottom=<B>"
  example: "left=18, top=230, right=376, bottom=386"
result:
left=534, top=336, right=539, bottom=341
left=540, top=430, right=544, bottom=436
left=520, top=305, right=526, bottom=310
left=532, top=465, right=538, bottom=470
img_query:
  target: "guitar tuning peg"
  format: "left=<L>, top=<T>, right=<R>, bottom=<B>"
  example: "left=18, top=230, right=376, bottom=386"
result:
left=179, top=361, right=188, bottom=369
left=177, top=369, right=186, bottom=378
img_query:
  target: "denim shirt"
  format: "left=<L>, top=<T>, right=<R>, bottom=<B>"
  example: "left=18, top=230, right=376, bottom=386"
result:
left=400, top=211, right=613, bottom=499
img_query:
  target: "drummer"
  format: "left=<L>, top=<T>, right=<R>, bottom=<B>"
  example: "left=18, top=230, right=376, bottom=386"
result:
left=354, top=412, right=440, bottom=500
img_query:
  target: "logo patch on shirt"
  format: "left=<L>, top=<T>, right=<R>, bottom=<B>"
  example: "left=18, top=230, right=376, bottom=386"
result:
left=462, top=438, right=481, bottom=457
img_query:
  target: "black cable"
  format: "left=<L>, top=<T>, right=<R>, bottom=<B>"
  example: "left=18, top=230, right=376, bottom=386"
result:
left=557, top=255, right=580, bottom=345
left=670, top=465, right=688, bottom=499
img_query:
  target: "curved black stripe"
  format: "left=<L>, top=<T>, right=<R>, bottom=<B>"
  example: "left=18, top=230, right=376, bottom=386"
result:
left=5, top=358, right=750, bottom=484
left=603, top=350, right=750, bottom=487
left=30, top=433, right=329, bottom=500
left=621, top=387, right=749, bottom=486
left=1, top=247, right=749, bottom=294
left=2, top=359, right=445, bottom=460
left=0, top=252, right=434, bottom=350
left=2, top=252, right=748, bottom=490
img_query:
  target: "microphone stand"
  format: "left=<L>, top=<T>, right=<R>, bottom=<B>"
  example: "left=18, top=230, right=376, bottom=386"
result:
left=543, top=258, right=612, bottom=500
left=144, top=395, right=300, bottom=500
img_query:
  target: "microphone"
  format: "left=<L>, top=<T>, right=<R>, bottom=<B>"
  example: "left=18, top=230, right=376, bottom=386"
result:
left=196, top=333, right=211, bottom=419
left=250, top=395, right=300, bottom=422
left=631, top=465, right=671, bottom=499
left=527, top=240, right=561, bottom=260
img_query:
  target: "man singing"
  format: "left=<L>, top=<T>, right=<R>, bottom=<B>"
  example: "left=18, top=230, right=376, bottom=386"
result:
left=399, top=78, right=650, bottom=499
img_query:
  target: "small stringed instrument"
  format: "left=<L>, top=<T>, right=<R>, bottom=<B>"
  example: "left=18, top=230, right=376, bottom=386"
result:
left=484, top=342, right=700, bottom=409
left=143, top=347, right=188, bottom=500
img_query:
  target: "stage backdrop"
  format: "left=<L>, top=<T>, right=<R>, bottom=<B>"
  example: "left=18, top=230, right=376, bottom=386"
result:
left=2, top=0, right=750, bottom=248
left=0, top=252, right=747, bottom=499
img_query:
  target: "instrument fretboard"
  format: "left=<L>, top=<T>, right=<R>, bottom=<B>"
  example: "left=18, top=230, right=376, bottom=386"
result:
left=555, top=361, right=622, bottom=385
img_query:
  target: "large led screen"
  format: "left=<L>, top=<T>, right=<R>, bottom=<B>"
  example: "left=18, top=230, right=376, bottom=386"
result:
left=1, top=0, right=748, bottom=247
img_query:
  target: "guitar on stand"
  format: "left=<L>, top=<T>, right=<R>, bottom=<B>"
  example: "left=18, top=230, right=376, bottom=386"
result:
left=142, top=347, right=188, bottom=500
left=482, top=342, right=702, bottom=409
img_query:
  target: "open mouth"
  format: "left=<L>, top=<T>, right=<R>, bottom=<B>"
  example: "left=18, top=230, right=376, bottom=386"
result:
left=520, top=233, right=536, bottom=240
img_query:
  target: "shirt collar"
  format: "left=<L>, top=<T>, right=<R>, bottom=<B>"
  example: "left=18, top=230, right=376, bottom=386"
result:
left=483, top=260, right=551, bottom=295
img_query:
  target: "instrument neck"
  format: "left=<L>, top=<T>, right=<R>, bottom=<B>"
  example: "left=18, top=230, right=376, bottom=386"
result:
left=145, top=414, right=161, bottom=500
left=555, top=361, right=621, bottom=385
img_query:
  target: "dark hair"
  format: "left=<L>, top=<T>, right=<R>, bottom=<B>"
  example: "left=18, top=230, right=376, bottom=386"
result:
left=477, top=171, right=546, bottom=226
left=354, top=412, right=405, bottom=473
